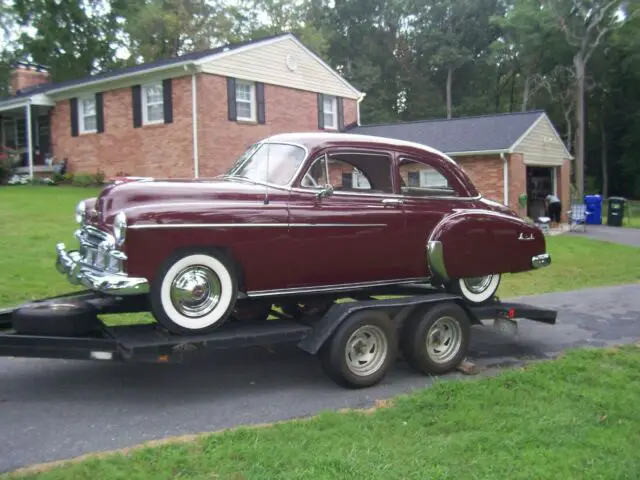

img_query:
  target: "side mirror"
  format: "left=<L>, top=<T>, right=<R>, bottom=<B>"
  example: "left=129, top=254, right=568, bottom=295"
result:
left=316, top=184, right=334, bottom=199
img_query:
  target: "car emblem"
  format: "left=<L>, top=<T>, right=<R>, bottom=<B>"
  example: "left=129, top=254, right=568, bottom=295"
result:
left=518, top=232, right=535, bottom=241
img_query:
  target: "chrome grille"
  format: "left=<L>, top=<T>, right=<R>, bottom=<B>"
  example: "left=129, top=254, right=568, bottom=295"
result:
left=75, top=226, right=124, bottom=274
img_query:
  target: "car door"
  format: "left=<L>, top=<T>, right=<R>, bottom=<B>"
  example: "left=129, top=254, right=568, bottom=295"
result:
left=395, top=154, right=473, bottom=278
left=286, top=148, right=408, bottom=289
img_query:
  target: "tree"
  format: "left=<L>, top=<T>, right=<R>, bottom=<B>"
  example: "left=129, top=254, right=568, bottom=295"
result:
left=541, top=0, right=631, bottom=198
left=412, top=0, right=504, bottom=118
left=11, top=0, right=122, bottom=81
left=111, top=0, right=237, bottom=62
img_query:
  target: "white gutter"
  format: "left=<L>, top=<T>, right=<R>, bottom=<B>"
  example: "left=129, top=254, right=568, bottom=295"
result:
left=356, top=93, right=366, bottom=126
left=0, top=99, right=29, bottom=113
left=446, top=149, right=510, bottom=157
left=191, top=73, right=199, bottom=178
left=44, top=62, right=196, bottom=96
left=501, top=152, right=508, bottom=207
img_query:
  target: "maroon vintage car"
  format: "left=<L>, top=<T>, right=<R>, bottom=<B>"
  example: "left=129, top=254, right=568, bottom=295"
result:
left=55, top=132, right=550, bottom=334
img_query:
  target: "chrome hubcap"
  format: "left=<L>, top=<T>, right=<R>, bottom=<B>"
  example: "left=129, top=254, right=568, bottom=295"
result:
left=170, top=265, right=221, bottom=318
left=345, top=325, right=388, bottom=377
left=426, top=316, right=462, bottom=364
left=463, top=275, right=493, bottom=294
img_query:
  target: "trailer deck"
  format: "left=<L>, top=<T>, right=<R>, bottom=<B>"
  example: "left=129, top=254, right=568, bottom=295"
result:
left=0, top=285, right=558, bottom=388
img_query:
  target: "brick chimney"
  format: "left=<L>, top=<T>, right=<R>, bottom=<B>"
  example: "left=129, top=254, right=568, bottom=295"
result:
left=9, top=61, right=51, bottom=95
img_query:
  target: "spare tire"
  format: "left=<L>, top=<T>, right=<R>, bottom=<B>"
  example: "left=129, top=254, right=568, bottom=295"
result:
left=12, top=301, right=101, bottom=337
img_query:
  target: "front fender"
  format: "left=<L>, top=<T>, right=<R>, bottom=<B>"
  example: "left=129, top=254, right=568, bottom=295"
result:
left=427, top=209, right=546, bottom=280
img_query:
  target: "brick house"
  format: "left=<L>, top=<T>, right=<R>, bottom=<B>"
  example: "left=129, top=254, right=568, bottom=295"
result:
left=347, top=111, right=573, bottom=221
left=0, top=33, right=363, bottom=179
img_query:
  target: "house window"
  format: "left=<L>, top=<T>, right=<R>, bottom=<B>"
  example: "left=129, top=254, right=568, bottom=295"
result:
left=235, top=81, right=256, bottom=121
left=323, top=95, right=337, bottom=129
left=78, top=96, right=97, bottom=133
left=142, top=82, right=164, bottom=124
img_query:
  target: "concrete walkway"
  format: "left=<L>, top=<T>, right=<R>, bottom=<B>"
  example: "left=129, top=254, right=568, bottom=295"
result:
left=567, top=224, right=640, bottom=247
left=1, top=283, right=640, bottom=473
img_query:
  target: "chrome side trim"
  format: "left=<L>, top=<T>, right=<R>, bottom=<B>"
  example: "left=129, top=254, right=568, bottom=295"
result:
left=246, top=277, right=430, bottom=298
left=128, top=223, right=387, bottom=230
left=532, top=253, right=551, bottom=269
left=427, top=240, right=449, bottom=281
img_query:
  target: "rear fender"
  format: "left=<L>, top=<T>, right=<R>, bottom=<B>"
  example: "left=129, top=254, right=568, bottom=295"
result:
left=426, top=209, right=546, bottom=280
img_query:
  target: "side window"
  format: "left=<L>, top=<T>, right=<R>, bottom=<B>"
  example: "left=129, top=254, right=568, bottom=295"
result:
left=329, top=160, right=372, bottom=191
left=301, top=155, right=329, bottom=188
left=398, top=158, right=457, bottom=197
left=300, top=151, right=393, bottom=194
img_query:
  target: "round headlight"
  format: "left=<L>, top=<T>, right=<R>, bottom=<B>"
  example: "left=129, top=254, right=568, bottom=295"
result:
left=113, top=211, right=127, bottom=246
left=75, top=201, right=86, bottom=225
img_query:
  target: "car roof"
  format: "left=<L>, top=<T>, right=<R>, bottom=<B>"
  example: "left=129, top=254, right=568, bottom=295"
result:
left=263, top=132, right=458, bottom=165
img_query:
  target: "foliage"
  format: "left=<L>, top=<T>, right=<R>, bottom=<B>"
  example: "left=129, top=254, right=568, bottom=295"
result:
left=0, top=0, right=639, bottom=196
left=0, top=147, right=22, bottom=184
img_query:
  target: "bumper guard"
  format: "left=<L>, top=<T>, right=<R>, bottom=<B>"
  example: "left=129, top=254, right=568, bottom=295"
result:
left=532, top=253, right=551, bottom=269
left=55, top=242, right=149, bottom=296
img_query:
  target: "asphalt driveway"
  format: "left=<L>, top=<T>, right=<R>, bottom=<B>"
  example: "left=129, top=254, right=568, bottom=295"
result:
left=568, top=224, right=640, bottom=247
left=1, top=283, right=640, bottom=474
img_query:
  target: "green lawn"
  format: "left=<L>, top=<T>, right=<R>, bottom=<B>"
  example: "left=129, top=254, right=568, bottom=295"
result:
left=5, top=344, right=640, bottom=480
left=0, top=185, right=639, bottom=324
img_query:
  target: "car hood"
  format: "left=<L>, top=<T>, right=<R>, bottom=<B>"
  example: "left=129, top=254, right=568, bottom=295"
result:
left=94, top=177, right=276, bottom=227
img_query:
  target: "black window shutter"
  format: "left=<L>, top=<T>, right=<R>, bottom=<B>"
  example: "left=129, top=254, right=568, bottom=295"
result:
left=317, top=93, right=324, bottom=129
left=95, top=92, right=104, bottom=133
left=256, top=82, right=265, bottom=124
left=227, top=77, right=237, bottom=121
left=70, top=98, right=79, bottom=137
left=163, top=78, right=173, bottom=124
left=132, top=85, right=142, bottom=128
left=342, top=172, right=352, bottom=188
left=337, top=97, right=344, bottom=130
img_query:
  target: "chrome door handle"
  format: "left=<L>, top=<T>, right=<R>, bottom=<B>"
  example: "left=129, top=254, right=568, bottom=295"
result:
left=382, top=198, right=404, bottom=206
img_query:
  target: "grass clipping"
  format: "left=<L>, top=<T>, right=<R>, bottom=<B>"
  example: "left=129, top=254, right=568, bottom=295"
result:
left=6, top=344, right=640, bottom=480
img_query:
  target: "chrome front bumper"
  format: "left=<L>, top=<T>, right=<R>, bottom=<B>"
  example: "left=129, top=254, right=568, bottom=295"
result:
left=532, top=253, right=551, bottom=269
left=55, top=228, right=149, bottom=296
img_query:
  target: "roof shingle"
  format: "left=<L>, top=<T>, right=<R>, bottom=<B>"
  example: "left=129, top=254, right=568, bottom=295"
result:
left=346, top=110, right=545, bottom=154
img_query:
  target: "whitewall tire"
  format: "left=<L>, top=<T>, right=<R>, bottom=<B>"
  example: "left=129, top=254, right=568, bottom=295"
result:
left=150, top=250, right=238, bottom=335
left=450, top=274, right=501, bottom=305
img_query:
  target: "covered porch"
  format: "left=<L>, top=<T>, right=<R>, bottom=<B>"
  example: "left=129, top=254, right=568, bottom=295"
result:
left=0, top=95, right=56, bottom=178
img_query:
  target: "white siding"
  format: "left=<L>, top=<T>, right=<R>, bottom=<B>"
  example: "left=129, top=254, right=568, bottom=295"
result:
left=199, top=37, right=360, bottom=99
left=513, top=115, right=571, bottom=166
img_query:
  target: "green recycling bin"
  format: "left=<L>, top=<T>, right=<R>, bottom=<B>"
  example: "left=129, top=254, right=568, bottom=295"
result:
left=607, top=197, right=627, bottom=227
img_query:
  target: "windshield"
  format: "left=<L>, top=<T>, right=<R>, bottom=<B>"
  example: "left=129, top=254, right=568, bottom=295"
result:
left=225, top=142, right=307, bottom=186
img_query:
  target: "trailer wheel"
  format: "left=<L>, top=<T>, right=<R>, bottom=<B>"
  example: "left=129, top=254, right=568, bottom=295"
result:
left=318, top=310, right=397, bottom=389
left=150, top=249, right=238, bottom=335
left=400, top=302, right=470, bottom=375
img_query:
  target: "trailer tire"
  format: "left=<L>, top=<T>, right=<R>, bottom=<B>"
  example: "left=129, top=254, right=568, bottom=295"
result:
left=318, top=310, right=397, bottom=389
left=12, top=301, right=100, bottom=337
left=400, top=302, right=470, bottom=375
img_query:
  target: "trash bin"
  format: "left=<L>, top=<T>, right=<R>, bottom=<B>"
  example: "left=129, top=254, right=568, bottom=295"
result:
left=584, top=194, right=603, bottom=225
left=607, top=197, right=627, bottom=227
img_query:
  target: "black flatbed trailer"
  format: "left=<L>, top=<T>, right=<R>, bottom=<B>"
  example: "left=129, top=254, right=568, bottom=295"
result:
left=0, top=284, right=557, bottom=388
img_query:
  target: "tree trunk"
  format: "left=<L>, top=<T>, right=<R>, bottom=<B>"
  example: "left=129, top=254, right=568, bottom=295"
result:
left=574, top=53, right=586, bottom=199
left=446, top=66, right=453, bottom=119
left=600, top=115, right=608, bottom=198
left=521, top=76, right=530, bottom=112
left=564, top=114, right=573, bottom=155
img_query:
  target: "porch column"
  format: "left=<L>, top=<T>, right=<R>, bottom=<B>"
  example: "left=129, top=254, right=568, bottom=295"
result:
left=25, top=104, right=34, bottom=179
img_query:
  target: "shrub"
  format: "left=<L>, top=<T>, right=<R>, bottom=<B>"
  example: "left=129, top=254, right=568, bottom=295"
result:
left=0, top=148, right=22, bottom=185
